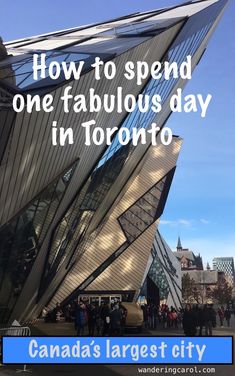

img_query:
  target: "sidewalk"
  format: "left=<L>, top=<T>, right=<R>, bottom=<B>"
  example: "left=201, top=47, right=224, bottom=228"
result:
left=0, top=318, right=234, bottom=376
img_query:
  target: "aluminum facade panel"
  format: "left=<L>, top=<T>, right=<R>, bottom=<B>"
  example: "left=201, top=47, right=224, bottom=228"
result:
left=0, top=23, right=181, bottom=227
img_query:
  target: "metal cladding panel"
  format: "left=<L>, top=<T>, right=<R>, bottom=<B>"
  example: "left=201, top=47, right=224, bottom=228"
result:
left=5, top=1, right=221, bottom=53
left=85, top=222, right=157, bottom=292
left=5, top=14, right=146, bottom=51
left=47, top=138, right=182, bottom=310
left=0, top=109, right=16, bottom=164
left=149, top=0, right=219, bottom=20
left=0, top=23, right=182, bottom=227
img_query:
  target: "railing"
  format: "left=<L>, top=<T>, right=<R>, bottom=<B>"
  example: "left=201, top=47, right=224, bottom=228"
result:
left=0, top=326, right=31, bottom=373
left=0, top=326, right=31, bottom=337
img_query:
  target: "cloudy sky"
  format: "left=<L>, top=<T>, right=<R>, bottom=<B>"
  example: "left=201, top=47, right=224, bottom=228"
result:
left=1, top=0, right=235, bottom=267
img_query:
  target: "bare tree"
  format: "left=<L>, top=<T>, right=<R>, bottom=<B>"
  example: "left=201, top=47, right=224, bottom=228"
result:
left=212, top=278, right=233, bottom=304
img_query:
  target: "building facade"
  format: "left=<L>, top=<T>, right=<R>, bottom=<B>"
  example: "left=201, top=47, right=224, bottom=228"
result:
left=213, top=257, right=235, bottom=286
left=182, top=269, right=226, bottom=304
left=0, top=0, right=228, bottom=323
left=174, top=237, right=203, bottom=270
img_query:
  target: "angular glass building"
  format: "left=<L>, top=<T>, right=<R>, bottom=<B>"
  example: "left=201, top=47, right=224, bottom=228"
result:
left=0, top=0, right=228, bottom=323
left=141, top=231, right=182, bottom=309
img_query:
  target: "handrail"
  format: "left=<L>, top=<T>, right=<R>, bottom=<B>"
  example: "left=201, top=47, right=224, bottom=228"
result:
left=0, top=326, right=31, bottom=337
left=0, top=326, right=31, bottom=373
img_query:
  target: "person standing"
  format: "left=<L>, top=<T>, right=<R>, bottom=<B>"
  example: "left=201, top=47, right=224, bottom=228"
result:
left=95, top=304, right=102, bottom=336
left=64, top=304, right=72, bottom=322
left=87, top=303, right=97, bottom=336
left=75, top=302, right=88, bottom=336
left=153, top=305, right=158, bottom=329
left=101, top=302, right=110, bottom=336
left=218, top=306, right=225, bottom=327
left=120, top=304, right=127, bottom=336
left=224, top=308, right=231, bottom=327
left=198, top=306, right=204, bottom=336
left=110, top=304, right=122, bottom=336
left=203, top=304, right=216, bottom=336
left=182, top=304, right=197, bottom=336
left=148, top=304, right=154, bottom=329
left=141, top=304, right=148, bottom=329
left=171, top=308, right=178, bottom=329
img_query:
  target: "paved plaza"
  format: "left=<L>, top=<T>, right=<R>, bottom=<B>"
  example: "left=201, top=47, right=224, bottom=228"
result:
left=0, top=317, right=234, bottom=376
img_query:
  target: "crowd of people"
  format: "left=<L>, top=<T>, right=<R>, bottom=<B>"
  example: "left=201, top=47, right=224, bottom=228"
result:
left=183, top=304, right=233, bottom=336
left=42, top=300, right=127, bottom=336
left=141, top=303, right=234, bottom=336
left=141, top=304, right=181, bottom=330
left=42, top=300, right=234, bottom=337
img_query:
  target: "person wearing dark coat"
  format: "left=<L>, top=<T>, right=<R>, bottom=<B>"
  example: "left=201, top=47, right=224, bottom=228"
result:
left=224, top=308, right=231, bottom=327
left=182, top=304, right=197, bottom=336
left=100, top=303, right=110, bottom=336
left=192, top=305, right=201, bottom=335
left=197, top=306, right=205, bottom=336
left=87, top=304, right=97, bottom=336
left=141, top=304, right=148, bottom=328
left=218, top=306, right=225, bottom=327
left=203, top=304, right=216, bottom=336
left=110, top=304, right=122, bottom=336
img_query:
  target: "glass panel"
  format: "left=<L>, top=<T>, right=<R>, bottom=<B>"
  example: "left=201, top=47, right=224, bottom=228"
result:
left=0, top=51, right=91, bottom=89
left=100, top=20, right=164, bottom=37
left=148, top=257, right=169, bottom=300
left=0, top=160, right=78, bottom=323
left=118, top=174, right=169, bottom=243
left=98, top=20, right=213, bottom=166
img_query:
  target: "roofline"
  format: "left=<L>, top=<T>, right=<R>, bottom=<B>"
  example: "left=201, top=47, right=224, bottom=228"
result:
left=4, top=0, right=223, bottom=46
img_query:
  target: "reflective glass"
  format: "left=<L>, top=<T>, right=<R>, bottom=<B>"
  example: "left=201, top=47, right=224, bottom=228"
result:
left=0, top=160, right=77, bottom=323
left=118, top=174, right=168, bottom=243
left=0, top=51, right=91, bottom=89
